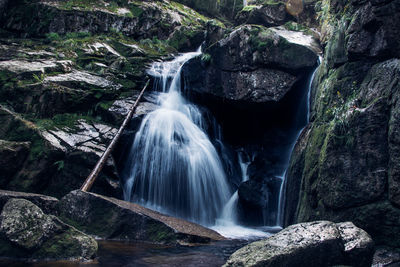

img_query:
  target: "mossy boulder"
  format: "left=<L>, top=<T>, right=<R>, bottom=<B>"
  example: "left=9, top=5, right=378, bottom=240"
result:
left=0, top=198, right=97, bottom=261
left=0, top=190, right=58, bottom=215
left=57, top=190, right=225, bottom=245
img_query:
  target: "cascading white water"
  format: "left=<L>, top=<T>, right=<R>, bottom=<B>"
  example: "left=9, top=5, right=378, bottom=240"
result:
left=122, top=49, right=231, bottom=226
left=211, top=150, right=270, bottom=239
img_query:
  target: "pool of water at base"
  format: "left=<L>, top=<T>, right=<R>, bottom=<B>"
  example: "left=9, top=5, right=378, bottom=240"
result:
left=0, top=239, right=250, bottom=267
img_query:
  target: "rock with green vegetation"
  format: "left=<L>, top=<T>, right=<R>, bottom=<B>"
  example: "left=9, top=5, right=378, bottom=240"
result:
left=0, top=198, right=97, bottom=261
left=57, top=190, right=225, bottom=245
left=183, top=24, right=318, bottom=103
left=0, top=104, right=121, bottom=199
left=1, top=0, right=216, bottom=52
left=175, top=0, right=243, bottom=19
left=284, top=0, right=400, bottom=248
left=0, top=190, right=58, bottom=214
left=224, top=221, right=374, bottom=267
left=236, top=2, right=289, bottom=27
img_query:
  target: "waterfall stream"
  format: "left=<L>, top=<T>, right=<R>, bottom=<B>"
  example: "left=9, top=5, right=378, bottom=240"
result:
left=122, top=49, right=233, bottom=226
left=122, top=48, right=318, bottom=238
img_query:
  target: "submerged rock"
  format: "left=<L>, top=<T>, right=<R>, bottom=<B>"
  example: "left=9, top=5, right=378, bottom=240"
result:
left=0, top=198, right=97, bottom=261
left=57, top=190, right=225, bottom=245
left=224, top=221, right=374, bottom=267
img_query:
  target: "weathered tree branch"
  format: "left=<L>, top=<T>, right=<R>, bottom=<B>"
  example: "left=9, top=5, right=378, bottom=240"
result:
left=81, top=80, right=150, bottom=192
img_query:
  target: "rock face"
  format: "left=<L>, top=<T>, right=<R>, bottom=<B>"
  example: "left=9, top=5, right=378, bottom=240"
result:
left=284, top=0, right=400, bottom=248
left=0, top=190, right=58, bottom=214
left=0, top=198, right=97, bottom=261
left=236, top=3, right=289, bottom=27
left=183, top=25, right=318, bottom=104
left=57, top=190, right=225, bottom=245
left=224, top=221, right=374, bottom=267
left=1, top=0, right=207, bottom=44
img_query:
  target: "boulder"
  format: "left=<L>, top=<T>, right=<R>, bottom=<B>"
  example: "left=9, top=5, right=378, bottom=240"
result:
left=0, top=198, right=97, bottom=261
left=236, top=3, right=289, bottom=27
left=224, top=221, right=374, bottom=267
left=57, top=190, right=225, bottom=245
left=183, top=25, right=318, bottom=104
left=0, top=190, right=58, bottom=214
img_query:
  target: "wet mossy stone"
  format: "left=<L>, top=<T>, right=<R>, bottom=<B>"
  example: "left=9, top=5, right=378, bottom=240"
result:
left=57, top=190, right=225, bottom=245
left=0, top=198, right=97, bottom=261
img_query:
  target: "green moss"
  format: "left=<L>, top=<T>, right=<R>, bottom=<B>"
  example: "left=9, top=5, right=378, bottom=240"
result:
left=242, top=5, right=258, bottom=12
left=146, top=222, right=177, bottom=244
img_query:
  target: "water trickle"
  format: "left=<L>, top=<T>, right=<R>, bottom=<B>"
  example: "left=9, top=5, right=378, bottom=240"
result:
left=122, top=49, right=231, bottom=226
left=276, top=63, right=320, bottom=226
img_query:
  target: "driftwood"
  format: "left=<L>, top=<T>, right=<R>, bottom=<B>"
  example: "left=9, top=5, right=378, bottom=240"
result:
left=81, top=80, right=150, bottom=192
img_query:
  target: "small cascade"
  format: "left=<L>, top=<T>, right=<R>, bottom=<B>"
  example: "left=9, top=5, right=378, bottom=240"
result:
left=122, top=49, right=231, bottom=226
left=276, top=63, right=320, bottom=226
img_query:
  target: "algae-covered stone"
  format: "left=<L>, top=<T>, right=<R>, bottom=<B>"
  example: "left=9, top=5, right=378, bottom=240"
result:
left=0, top=198, right=97, bottom=261
left=57, top=190, right=225, bottom=245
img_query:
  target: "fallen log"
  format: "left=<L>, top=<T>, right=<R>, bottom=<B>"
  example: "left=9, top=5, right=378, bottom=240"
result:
left=81, top=80, right=150, bottom=192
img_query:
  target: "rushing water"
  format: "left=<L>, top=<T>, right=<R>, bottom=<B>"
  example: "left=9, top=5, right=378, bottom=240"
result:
left=122, top=47, right=317, bottom=238
left=122, top=49, right=232, bottom=226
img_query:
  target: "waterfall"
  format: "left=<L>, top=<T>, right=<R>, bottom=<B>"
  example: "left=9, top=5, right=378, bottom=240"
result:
left=122, top=49, right=231, bottom=226
left=243, top=0, right=247, bottom=7
left=276, top=63, right=320, bottom=226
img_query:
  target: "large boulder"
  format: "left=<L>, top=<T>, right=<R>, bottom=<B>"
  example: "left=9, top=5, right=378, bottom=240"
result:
left=0, top=198, right=97, bottom=261
left=0, top=190, right=58, bottom=214
left=224, top=221, right=374, bottom=267
left=57, top=190, right=225, bottom=245
left=235, top=3, right=289, bottom=27
left=183, top=25, right=318, bottom=104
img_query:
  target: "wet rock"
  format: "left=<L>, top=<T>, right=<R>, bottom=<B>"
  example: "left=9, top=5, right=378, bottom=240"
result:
left=183, top=25, right=318, bottom=104
left=237, top=177, right=281, bottom=226
left=0, top=190, right=58, bottom=214
left=0, top=140, right=30, bottom=187
left=57, top=190, right=225, bottom=245
left=0, top=198, right=97, bottom=261
left=224, top=221, right=374, bottom=267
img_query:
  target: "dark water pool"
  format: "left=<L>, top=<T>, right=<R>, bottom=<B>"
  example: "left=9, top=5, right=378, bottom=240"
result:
left=0, top=239, right=248, bottom=267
